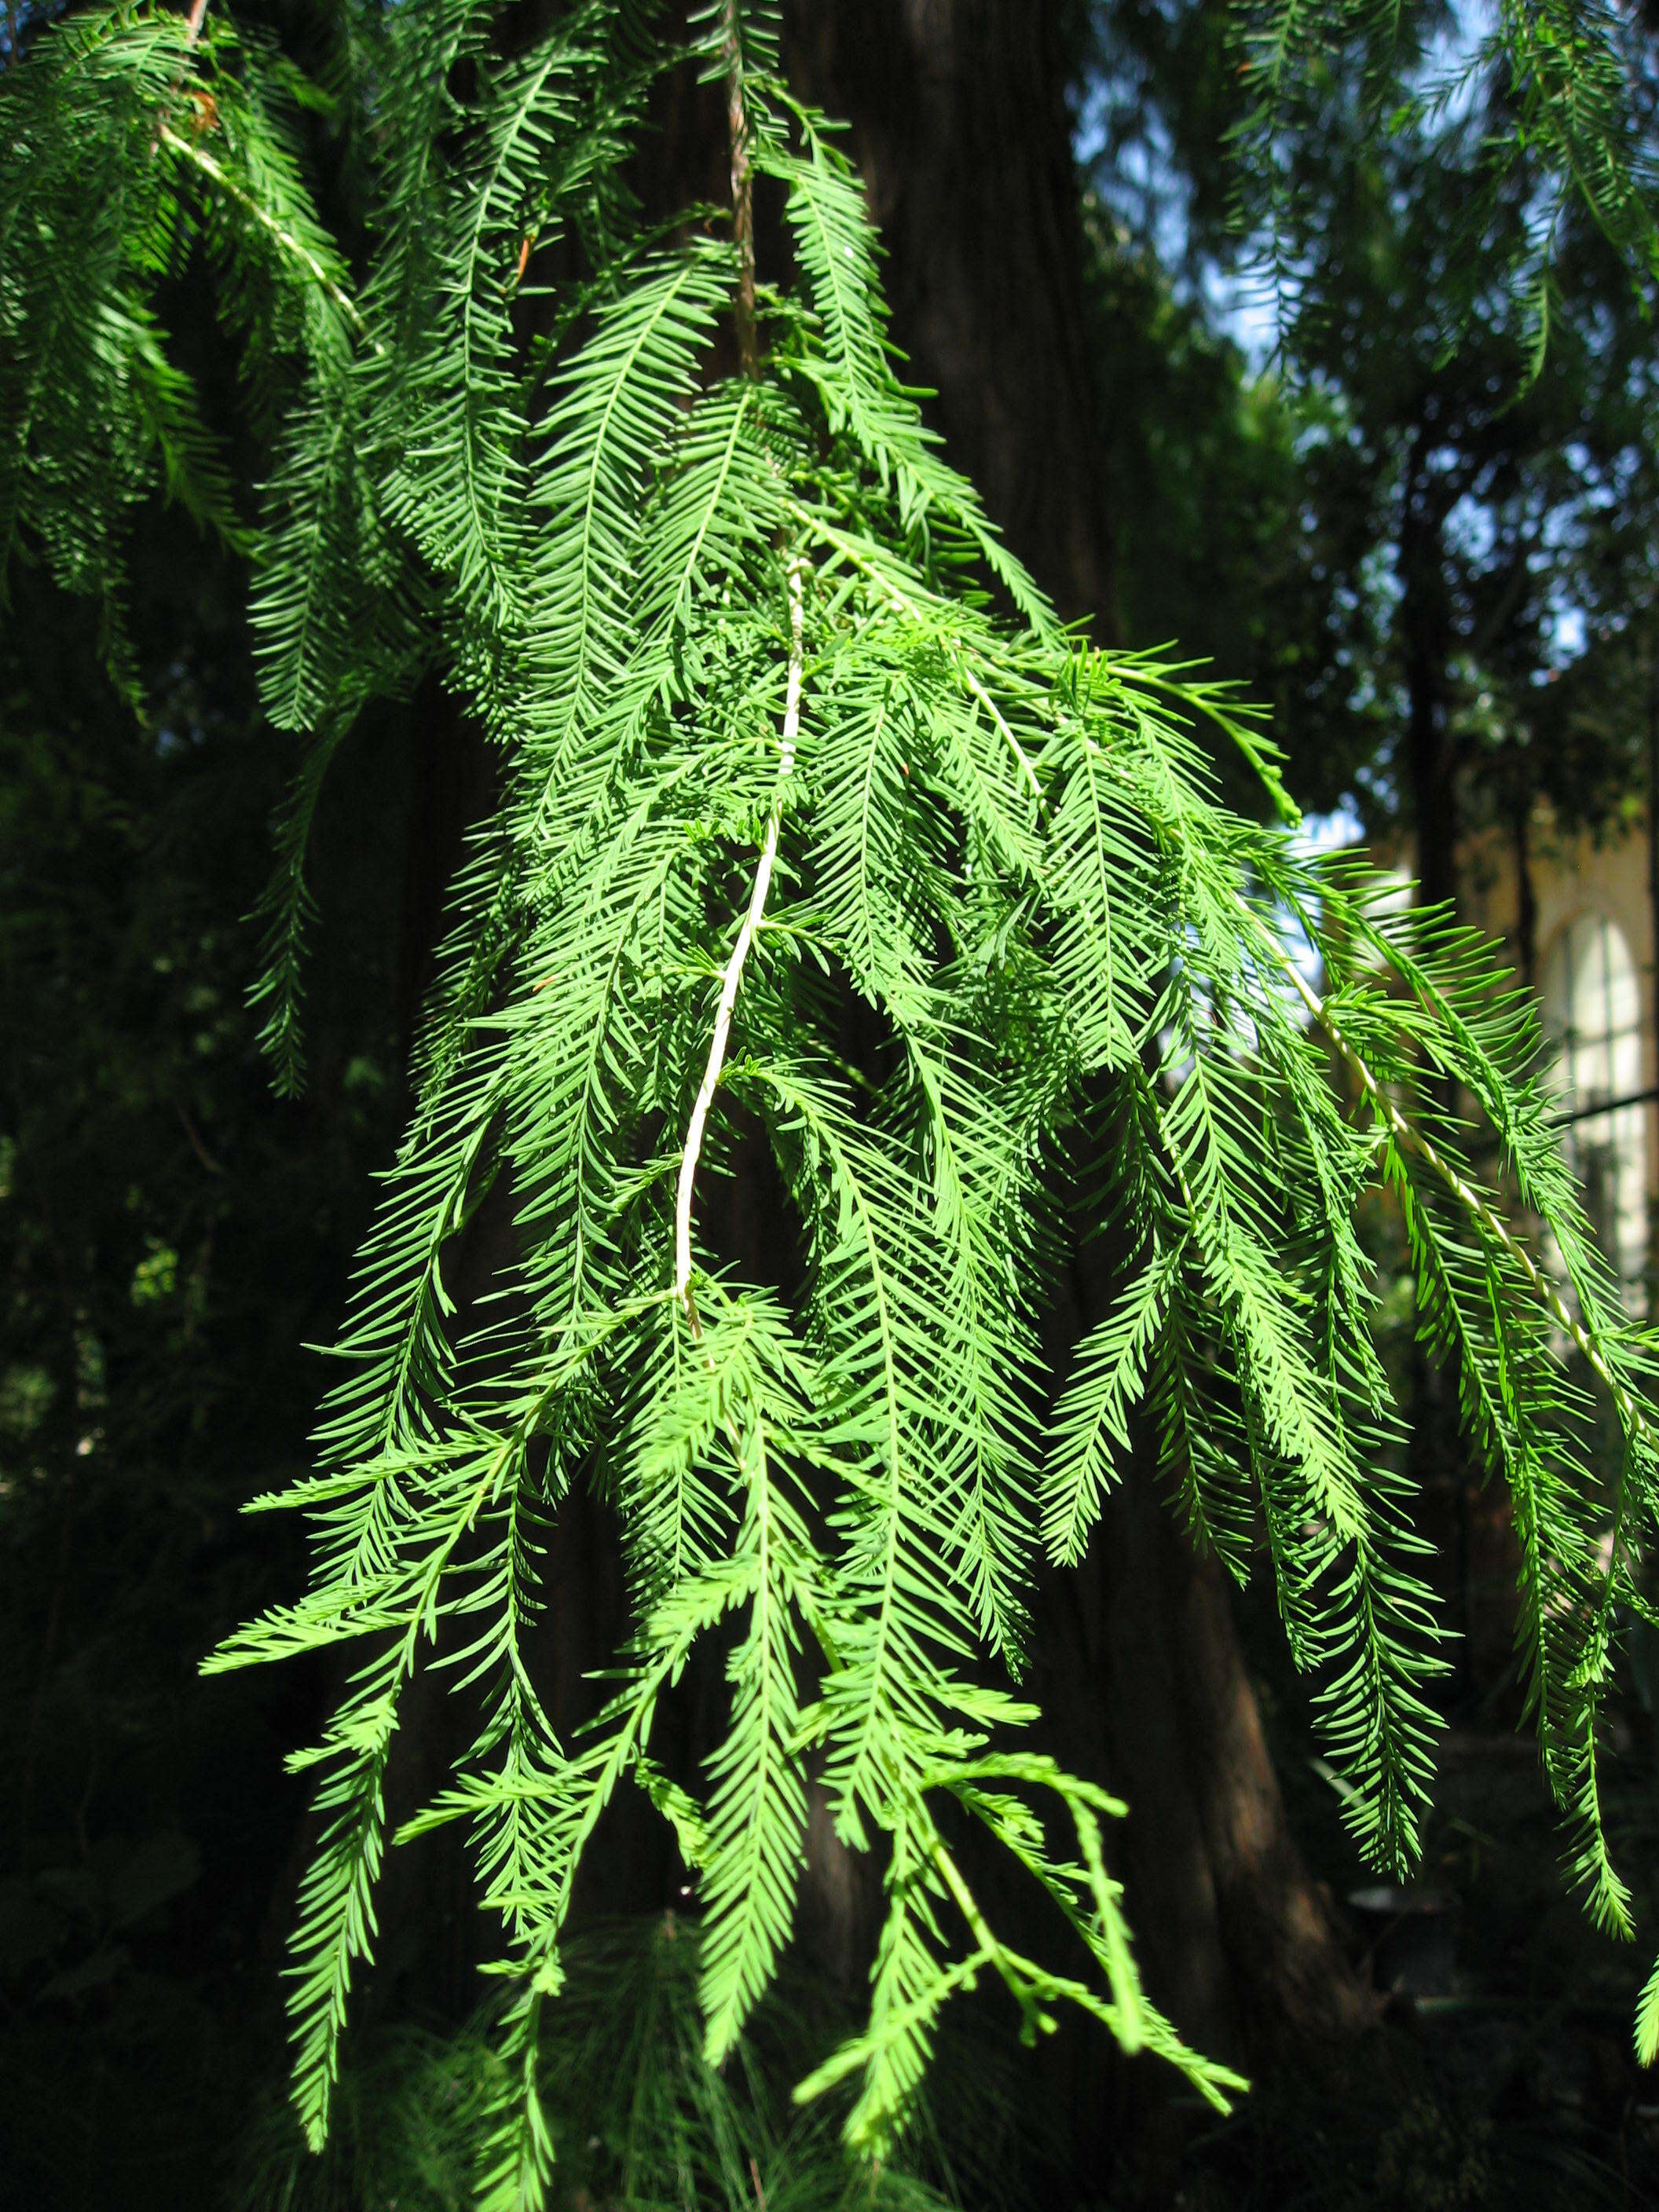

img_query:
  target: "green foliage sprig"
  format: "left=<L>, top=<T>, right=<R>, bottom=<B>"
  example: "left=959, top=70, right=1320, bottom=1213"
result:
left=7, top=5, right=1659, bottom=2206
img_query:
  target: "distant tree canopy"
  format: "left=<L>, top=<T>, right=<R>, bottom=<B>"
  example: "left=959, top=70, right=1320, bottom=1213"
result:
left=1091, top=1, right=1659, bottom=881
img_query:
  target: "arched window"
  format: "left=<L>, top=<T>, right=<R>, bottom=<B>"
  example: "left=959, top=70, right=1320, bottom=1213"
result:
left=1540, top=913, right=1648, bottom=1291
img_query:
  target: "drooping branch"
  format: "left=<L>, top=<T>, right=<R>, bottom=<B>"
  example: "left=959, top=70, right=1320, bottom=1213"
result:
left=673, top=556, right=805, bottom=1324
left=789, top=507, right=1046, bottom=806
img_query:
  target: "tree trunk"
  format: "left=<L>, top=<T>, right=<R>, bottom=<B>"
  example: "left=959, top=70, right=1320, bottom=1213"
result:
left=1401, top=426, right=1459, bottom=924
left=786, top=0, right=1372, bottom=2071
left=1513, top=790, right=1538, bottom=994
left=1646, top=604, right=1659, bottom=1120
left=784, top=0, right=1114, bottom=630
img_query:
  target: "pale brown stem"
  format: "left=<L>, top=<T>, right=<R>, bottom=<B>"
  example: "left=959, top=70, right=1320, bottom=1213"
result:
left=157, top=123, right=375, bottom=348
left=146, top=0, right=210, bottom=152
left=673, top=559, right=804, bottom=1326
left=722, top=0, right=758, bottom=377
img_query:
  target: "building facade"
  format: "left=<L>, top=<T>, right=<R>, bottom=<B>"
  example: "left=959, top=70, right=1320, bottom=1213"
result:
left=1365, top=810, right=1658, bottom=1294
left=1452, top=812, right=1658, bottom=1295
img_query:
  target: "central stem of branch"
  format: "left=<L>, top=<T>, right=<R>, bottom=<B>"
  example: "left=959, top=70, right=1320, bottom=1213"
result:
left=722, top=0, right=759, bottom=377
left=674, top=558, right=805, bottom=1324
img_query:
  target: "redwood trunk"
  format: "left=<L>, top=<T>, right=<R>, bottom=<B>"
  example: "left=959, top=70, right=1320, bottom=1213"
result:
left=1398, top=427, right=1471, bottom=1678
left=1401, top=425, right=1459, bottom=924
left=786, top=0, right=1114, bottom=628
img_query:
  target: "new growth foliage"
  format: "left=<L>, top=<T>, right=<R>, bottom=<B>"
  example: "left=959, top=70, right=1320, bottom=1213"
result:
left=5, top=4, right=1659, bottom=2205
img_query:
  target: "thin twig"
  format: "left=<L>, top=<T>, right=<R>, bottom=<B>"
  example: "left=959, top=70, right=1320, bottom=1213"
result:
left=722, top=0, right=758, bottom=377
left=673, top=558, right=805, bottom=1326
left=177, top=1101, right=225, bottom=1176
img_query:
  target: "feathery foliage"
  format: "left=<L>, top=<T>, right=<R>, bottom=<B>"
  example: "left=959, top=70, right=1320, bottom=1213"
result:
left=7, top=2, right=1659, bottom=2200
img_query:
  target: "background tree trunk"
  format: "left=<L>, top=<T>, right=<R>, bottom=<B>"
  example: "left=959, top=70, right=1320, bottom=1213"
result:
left=784, top=0, right=1114, bottom=629
left=1398, top=423, right=1474, bottom=1688
left=1401, top=423, right=1459, bottom=924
